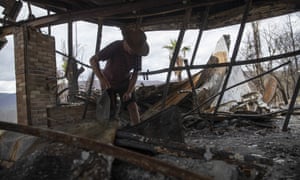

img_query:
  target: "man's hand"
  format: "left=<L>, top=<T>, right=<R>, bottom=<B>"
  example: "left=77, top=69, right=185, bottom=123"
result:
left=123, top=91, right=132, bottom=101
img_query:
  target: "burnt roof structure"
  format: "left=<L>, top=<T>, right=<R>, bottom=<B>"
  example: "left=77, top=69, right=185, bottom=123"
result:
left=1, top=0, right=300, bottom=34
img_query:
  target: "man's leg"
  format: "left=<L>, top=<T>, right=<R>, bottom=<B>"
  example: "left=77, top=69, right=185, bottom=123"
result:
left=107, top=89, right=117, bottom=118
left=127, top=102, right=140, bottom=125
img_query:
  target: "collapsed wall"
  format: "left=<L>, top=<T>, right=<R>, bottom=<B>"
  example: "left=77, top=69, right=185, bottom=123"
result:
left=14, top=27, right=57, bottom=125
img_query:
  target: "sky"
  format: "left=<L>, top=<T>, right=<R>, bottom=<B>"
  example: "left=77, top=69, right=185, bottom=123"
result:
left=0, top=4, right=299, bottom=93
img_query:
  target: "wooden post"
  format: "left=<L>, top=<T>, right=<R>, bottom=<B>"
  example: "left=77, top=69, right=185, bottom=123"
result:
left=82, top=20, right=103, bottom=119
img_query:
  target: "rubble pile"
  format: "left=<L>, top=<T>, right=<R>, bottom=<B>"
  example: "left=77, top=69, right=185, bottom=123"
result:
left=1, top=35, right=299, bottom=179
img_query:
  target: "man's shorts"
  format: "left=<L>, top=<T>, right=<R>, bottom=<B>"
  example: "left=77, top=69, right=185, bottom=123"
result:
left=107, top=86, right=136, bottom=107
left=107, top=81, right=136, bottom=116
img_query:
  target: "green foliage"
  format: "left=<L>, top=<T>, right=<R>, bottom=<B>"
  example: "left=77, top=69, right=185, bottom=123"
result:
left=163, top=39, right=191, bottom=58
left=62, top=58, right=68, bottom=72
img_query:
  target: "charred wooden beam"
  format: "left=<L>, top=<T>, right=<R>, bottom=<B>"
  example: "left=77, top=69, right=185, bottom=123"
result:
left=1, top=0, right=299, bottom=35
left=23, top=27, right=32, bottom=125
left=0, top=0, right=183, bottom=35
left=108, top=0, right=232, bottom=20
left=55, top=50, right=91, bottom=69
left=116, top=131, right=273, bottom=166
left=47, top=10, right=51, bottom=35
left=190, top=111, right=280, bottom=123
left=0, top=121, right=212, bottom=180
left=82, top=20, right=103, bottom=120
left=24, top=0, right=69, bottom=12
left=141, top=0, right=299, bottom=31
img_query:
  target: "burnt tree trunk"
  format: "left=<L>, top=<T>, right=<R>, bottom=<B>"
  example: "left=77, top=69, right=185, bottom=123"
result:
left=66, top=21, right=84, bottom=102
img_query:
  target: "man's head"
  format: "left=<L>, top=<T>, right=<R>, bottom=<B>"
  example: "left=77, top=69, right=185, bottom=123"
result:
left=121, top=27, right=149, bottom=56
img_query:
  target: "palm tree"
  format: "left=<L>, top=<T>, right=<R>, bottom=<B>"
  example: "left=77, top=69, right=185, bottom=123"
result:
left=181, top=46, right=191, bottom=58
left=163, top=39, right=177, bottom=59
left=163, top=39, right=191, bottom=59
left=163, top=39, right=191, bottom=81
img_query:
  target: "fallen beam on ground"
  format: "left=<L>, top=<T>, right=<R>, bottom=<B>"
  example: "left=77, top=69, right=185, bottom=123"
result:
left=0, top=121, right=212, bottom=180
left=116, top=131, right=273, bottom=167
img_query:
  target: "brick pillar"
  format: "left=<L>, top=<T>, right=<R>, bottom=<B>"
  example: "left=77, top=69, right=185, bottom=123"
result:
left=14, top=27, right=57, bottom=125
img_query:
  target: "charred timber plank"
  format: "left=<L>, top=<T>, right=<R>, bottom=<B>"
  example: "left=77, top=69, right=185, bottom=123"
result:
left=0, top=121, right=212, bottom=180
left=0, top=0, right=240, bottom=36
left=141, top=1, right=298, bottom=31
left=141, top=72, right=201, bottom=121
left=82, top=21, right=103, bottom=120
left=108, top=0, right=232, bottom=20
left=24, top=0, right=69, bottom=12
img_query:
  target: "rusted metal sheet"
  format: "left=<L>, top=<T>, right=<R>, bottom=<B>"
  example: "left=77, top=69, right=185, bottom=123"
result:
left=0, top=121, right=212, bottom=180
left=194, top=35, right=230, bottom=112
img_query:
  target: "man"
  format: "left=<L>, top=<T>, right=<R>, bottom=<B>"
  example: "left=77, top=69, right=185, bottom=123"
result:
left=90, top=27, right=149, bottom=125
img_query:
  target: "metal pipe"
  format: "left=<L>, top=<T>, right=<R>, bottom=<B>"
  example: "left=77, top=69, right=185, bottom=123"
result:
left=162, top=8, right=191, bottom=108
left=184, top=59, right=201, bottom=116
left=213, top=0, right=252, bottom=115
left=282, top=74, right=300, bottom=131
left=190, top=7, right=209, bottom=66
left=139, top=49, right=300, bottom=76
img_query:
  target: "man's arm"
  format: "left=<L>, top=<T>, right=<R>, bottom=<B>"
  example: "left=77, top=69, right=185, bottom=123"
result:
left=90, top=54, right=111, bottom=90
left=123, top=71, right=138, bottom=101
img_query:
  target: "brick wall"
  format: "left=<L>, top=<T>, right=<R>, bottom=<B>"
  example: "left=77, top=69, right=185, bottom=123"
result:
left=14, top=27, right=97, bottom=126
left=14, top=27, right=56, bottom=125
left=47, top=104, right=97, bottom=127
